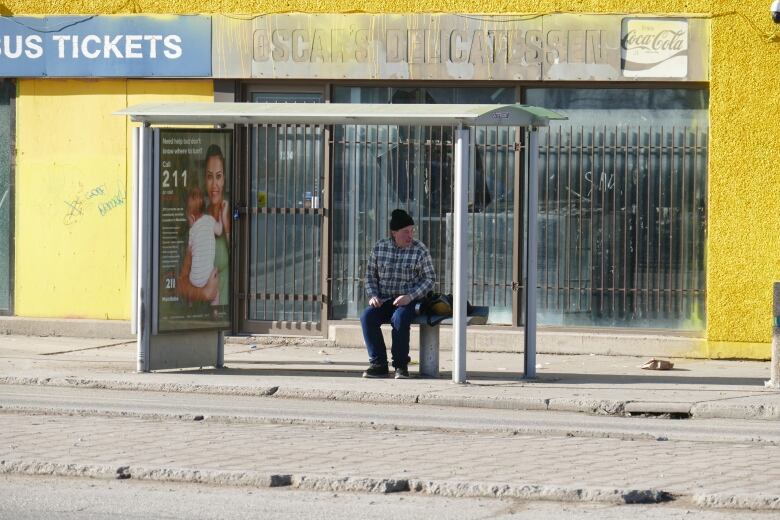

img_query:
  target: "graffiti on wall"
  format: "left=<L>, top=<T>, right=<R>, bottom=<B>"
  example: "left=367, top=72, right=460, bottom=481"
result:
left=63, top=182, right=125, bottom=225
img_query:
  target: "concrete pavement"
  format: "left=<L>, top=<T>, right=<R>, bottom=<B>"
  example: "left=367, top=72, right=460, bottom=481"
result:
left=3, top=408, right=780, bottom=510
left=0, top=334, right=778, bottom=421
left=2, top=333, right=780, bottom=510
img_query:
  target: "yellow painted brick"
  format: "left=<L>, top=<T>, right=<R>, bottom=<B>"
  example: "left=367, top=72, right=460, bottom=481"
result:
left=15, top=79, right=212, bottom=320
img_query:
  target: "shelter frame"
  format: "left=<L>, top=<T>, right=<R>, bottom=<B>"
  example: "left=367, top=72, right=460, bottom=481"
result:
left=119, top=102, right=566, bottom=381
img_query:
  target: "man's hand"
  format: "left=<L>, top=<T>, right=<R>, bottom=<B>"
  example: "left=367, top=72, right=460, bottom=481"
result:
left=393, top=294, right=412, bottom=307
left=369, top=296, right=382, bottom=308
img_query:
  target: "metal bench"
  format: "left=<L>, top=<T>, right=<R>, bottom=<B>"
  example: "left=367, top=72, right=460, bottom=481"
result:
left=413, top=306, right=489, bottom=378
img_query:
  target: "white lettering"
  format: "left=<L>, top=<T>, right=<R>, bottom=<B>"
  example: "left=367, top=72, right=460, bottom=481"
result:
left=103, top=34, right=123, bottom=58
left=124, top=34, right=143, bottom=58
left=2, top=35, right=23, bottom=59
left=17, top=32, right=187, bottom=61
left=52, top=34, right=70, bottom=58
left=81, top=35, right=101, bottom=59
left=144, top=35, right=163, bottom=58
left=163, top=35, right=182, bottom=59
left=25, top=35, right=43, bottom=59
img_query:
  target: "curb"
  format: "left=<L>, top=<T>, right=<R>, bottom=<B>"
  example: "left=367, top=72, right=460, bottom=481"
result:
left=272, top=387, right=419, bottom=405
left=0, top=376, right=770, bottom=422
left=690, top=401, right=780, bottom=420
left=0, top=376, right=280, bottom=397
left=9, top=458, right=779, bottom=510
left=692, top=493, right=780, bottom=510
left=0, top=405, right=673, bottom=443
left=0, top=459, right=679, bottom=506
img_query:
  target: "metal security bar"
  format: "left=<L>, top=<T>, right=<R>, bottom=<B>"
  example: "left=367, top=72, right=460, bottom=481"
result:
left=248, top=124, right=325, bottom=324
left=247, top=120, right=706, bottom=331
left=535, top=125, right=708, bottom=329
left=330, top=125, right=517, bottom=324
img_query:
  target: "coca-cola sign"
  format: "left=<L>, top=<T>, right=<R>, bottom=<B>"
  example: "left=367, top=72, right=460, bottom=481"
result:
left=621, top=18, right=688, bottom=78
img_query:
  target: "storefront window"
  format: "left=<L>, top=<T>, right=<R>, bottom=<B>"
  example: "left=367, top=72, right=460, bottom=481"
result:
left=526, top=88, right=708, bottom=329
left=262, top=85, right=707, bottom=331
left=0, top=81, right=12, bottom=313
left=330, top=87, right=516, bottom=323
left=247, top=92, right=324, bottom=324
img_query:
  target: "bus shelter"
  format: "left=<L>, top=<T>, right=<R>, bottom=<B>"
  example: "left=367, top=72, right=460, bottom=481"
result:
left=116, top=102, right=566, bottom=383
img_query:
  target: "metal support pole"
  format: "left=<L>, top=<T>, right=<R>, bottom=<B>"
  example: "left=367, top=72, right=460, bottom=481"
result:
left=130, top=128, right=139, bottom=336
left=768, top=282, right=780, bottom=389
left=217, top=331, right=225, bottom=369
left=136, top=125, right=153, bottom=373
left=523, top=127, right=539, bottom=379
left=419, top=323, right=440, bottom=378
left=452, top=127, right=469, bottom=384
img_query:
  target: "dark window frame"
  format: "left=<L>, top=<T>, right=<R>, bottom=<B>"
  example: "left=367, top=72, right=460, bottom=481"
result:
left=0, top=79, right=15, bottom=316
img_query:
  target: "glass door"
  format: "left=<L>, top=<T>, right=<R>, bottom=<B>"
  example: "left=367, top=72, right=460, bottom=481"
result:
left=238, top=91, right=326, bottom=334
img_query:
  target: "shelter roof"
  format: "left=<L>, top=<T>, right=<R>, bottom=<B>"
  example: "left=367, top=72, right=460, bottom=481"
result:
left=116, top=102, right=566, bottom=127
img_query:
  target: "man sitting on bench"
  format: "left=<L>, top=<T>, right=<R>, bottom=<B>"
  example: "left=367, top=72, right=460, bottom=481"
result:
left=361, top=209, right=436, bottom=379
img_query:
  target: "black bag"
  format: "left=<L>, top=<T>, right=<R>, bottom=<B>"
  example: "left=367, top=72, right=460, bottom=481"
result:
left=415, top=292, right=454, bottom=326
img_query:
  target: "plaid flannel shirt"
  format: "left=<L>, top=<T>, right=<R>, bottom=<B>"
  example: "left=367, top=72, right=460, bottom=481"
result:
left=365, top=237, right=436, bottom=301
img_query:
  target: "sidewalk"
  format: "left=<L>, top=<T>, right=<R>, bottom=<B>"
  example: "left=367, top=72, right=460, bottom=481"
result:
left=0, top=334, right=778, bottom=420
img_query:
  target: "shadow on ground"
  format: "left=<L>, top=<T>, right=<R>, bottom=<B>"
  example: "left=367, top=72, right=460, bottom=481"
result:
left=171, top=364, right=766, bottom=388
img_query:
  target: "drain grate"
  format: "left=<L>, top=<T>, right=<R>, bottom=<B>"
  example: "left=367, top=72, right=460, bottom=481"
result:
left=626, top=411, right=691, bottom=420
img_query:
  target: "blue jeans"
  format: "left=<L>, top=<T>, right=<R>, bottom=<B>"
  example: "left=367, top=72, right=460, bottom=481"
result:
left=360, top=299, right=417, bottom=368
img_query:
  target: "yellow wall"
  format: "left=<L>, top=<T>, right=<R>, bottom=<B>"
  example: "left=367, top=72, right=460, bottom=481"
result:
left=7, top=2, right=780, bottom=351
left=15, top=79, right=212, bottom=319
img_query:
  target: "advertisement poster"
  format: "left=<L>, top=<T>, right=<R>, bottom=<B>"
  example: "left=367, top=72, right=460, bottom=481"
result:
left=621, top=18, right=688, bottom=78
left=157, top=129, right=232, bottom=332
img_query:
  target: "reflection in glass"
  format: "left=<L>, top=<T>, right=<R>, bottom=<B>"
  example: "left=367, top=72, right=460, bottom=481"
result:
left=245, top=86, right=708, bottom=332
left=527, top=88, right=708, bottom=329
left=330, top=87, right=516, bottom=324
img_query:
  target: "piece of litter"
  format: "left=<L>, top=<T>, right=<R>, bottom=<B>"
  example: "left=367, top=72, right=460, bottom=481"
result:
left=640, top=358, right=674, bottom=370
left=320, top=359, right=333, bottom=364
left=496, top=367, right=507, bottom=371
left=249, top=345, right=257, bottom=349
left=318, top=350, right=328, bottom=355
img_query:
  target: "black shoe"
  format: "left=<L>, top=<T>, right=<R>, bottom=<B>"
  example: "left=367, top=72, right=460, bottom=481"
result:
left=363, top=363, right=390, bottom=378
left=394, top=366, right=410, bottom=379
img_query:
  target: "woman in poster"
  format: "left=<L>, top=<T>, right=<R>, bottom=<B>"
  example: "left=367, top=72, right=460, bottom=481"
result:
left=177, top=144, right=230, bottom=318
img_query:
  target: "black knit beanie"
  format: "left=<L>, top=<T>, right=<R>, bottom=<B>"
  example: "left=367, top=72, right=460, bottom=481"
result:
left=389, top=209, right=414, bottom=231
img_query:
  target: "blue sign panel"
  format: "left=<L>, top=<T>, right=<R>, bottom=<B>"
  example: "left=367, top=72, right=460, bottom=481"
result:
left=0, top=16, right=211, bottom=77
